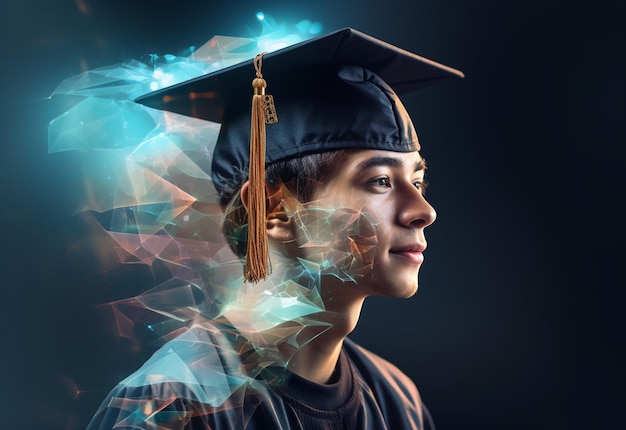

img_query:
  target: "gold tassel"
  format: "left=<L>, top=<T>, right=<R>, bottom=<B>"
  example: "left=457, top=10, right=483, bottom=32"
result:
left=244, top=52, right=277, bottom=283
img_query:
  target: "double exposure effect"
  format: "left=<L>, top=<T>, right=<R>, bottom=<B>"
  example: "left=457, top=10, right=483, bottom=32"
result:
left=48, top=22, right=392, bottom=428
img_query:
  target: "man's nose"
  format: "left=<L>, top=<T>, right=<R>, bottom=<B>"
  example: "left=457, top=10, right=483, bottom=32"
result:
left=398, top=186, right=437, bottom=228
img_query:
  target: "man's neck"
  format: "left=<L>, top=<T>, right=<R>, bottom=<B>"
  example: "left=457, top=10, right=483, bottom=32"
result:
left=224, top=248, right=369, bottom=385
left=285, top=292, right=366, bottom=384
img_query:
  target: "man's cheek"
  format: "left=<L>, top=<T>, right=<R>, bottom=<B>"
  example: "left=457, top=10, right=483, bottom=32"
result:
left=292, top=207, right=378, bottom=282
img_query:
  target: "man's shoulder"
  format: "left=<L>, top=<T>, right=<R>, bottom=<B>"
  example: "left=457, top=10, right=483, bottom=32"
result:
left=343, top=337, right=421, bottom=402
left=87, top=323, right=257, bottom=429
left=342, top=338, right=437, bottom=429
left=112, top=323, right=248, bottom=403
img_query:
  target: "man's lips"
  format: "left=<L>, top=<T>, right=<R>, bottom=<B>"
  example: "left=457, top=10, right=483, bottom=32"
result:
left=389, top=244, right=426, bottom=264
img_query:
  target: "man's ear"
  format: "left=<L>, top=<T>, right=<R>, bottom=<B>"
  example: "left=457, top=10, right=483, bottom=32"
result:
left=240, top=180, right=251, bottom=212
left=240, top=181, right=295, bottom=242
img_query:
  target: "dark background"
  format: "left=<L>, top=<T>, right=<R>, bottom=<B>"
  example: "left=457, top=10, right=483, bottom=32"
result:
left=2, top=1, right=624, bottom=429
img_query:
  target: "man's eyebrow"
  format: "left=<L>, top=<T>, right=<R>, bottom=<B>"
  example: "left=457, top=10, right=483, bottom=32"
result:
left=357, top=156, right=425, bottom=171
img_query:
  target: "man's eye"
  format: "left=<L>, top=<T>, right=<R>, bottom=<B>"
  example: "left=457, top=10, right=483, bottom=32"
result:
left=370, top=177, right=390, bottom=187
left=413, top=179, right=429, bottom=194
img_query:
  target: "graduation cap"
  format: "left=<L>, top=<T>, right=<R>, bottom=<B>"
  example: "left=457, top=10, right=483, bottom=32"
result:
left=137, top=27, right=463, bottom=283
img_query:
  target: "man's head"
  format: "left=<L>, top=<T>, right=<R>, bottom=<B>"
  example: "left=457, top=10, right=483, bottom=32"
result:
left=136, top=28, right=461, bottom=290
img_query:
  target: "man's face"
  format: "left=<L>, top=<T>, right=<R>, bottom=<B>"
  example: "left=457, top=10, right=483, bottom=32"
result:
left=289, top=149, right=436, bottom=300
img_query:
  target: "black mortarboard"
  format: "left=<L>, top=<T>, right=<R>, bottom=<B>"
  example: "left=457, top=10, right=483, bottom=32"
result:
left=137, top=27, right=463, bottom=195
left=136, top=27, right=463, bottom=282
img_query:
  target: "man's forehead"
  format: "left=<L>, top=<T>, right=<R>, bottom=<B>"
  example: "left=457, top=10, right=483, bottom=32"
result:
left=341, top=149, right=425, bottom=169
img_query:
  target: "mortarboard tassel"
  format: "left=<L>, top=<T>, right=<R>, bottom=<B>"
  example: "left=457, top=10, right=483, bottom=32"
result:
left=244, top=52, right=278, bottom=283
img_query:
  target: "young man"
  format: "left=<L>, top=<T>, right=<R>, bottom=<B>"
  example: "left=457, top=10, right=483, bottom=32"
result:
left=80, top=28, right=462, bottom=429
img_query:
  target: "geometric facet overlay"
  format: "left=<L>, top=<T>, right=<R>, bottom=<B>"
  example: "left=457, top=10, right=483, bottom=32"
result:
left=47, top=26, right=392, bottom=427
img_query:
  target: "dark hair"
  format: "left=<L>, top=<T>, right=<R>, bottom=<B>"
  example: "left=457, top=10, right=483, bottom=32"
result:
left=222, top=151, right=345, bottom=258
